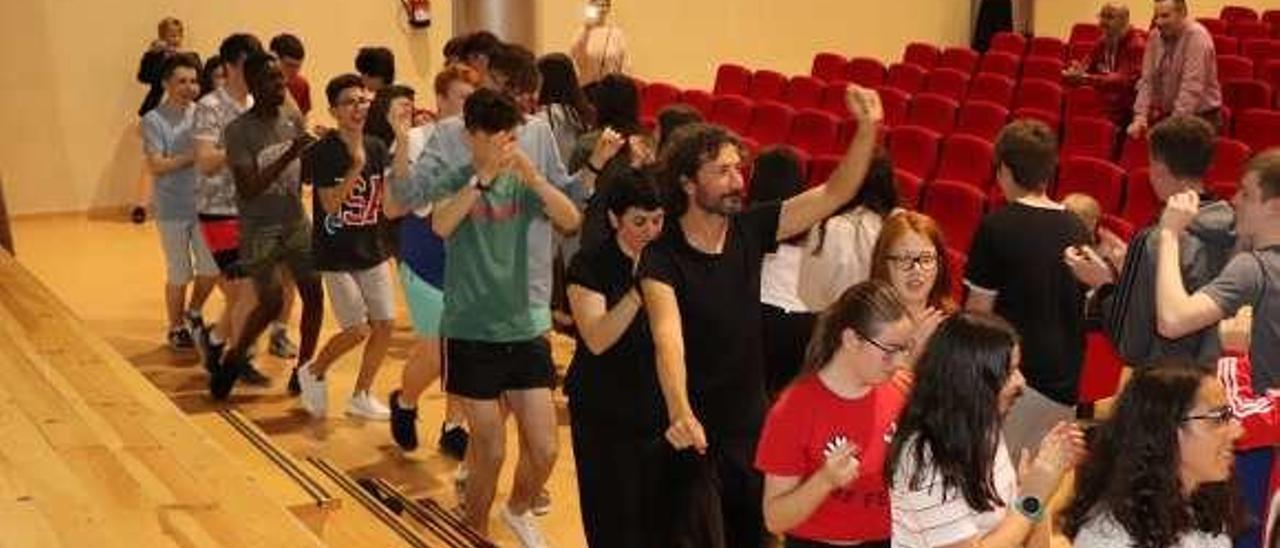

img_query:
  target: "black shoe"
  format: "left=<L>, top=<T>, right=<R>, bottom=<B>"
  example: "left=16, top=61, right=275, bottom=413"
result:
left=210, top=355, right=244, bottom=401
left=389, top=390, right=419, bottom=451
left=438, top=422, right=469, bottom=461
left=203, top=341, right=225, bottom=375
left=168, top=327, right=195, bottom=351
left=269, top=329, right=299, bottom=359
left=287, top=366, right=302, bottom=396
left=130, top=205, right=146, bottom=224
left=239, top=363, right=271, bottom=387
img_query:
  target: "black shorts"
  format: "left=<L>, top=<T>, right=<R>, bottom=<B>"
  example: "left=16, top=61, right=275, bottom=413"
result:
left=445, top=337, right=555, bottom=400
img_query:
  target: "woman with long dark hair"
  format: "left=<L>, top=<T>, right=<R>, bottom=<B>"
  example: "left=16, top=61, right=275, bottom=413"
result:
left=755, top=279, right=913, bottom=547
left=752, top=146, right=818, bottom=395
left=797, top=152, right=899, bottom=311
left=537, top=53, right=594, bottom=163
left=1061, top=361, right=1244, bottom=548
left=887, top=312, right=1084, bottom=547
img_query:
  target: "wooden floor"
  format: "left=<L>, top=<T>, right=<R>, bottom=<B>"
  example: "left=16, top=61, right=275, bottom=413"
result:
left=11, top=214, right=587, bottom=547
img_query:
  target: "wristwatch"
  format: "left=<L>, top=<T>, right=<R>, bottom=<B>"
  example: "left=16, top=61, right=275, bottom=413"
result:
left=1014, top=495, right=1045, bottom=522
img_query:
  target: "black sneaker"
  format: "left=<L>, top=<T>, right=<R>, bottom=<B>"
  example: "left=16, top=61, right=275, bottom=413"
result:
left=168, top=327, right=195, bottom=351
left=130, top=205, right=146, bottom=224
left=210, top=355, right=245, bottom=401
left=203, top=341, right=225, bottom=375
left=438, top=422, right=469, bottom=461
left=287, top=366, right=301, bottom=396
left=269, top=329, right=299, bottom=359
left=389, top=390, right=419, bottom=451
left=239, top=363, right=271, bottom=386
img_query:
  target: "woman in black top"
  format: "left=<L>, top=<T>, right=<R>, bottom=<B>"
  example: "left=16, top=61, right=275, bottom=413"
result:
left=565, top=167, right=668, bottom=547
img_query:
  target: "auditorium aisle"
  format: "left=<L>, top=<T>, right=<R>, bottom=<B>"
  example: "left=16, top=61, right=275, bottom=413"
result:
left=11, top=213, right=587, bottom=547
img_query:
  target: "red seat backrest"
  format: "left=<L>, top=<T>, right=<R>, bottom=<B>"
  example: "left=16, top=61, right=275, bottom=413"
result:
left=848, top=57, right=888, bottom=88
left=713, top=64, right=752, bottom=96
left=936, top=133, right=996, bottom=190
left=956, top=100, right=1011, bottom=142
left=967, top=73, right=1016, bottom=105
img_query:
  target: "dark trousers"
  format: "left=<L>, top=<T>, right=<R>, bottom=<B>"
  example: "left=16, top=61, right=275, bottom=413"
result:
left=569, top=411, right=671, bottom=548
left=972, top=0, right=1013, bottom=52
left=1234, top=448, right=1275, bottom=548
left=667, top=436, right=770, bottom=548
left=762, top=304, right=817, bottom=398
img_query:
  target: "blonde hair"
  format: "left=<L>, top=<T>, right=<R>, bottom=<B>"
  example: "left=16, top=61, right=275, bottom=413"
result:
left=1063, top=193, right=1102, bottom=233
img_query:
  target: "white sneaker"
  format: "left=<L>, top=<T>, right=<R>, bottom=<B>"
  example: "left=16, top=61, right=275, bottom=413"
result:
left=297, top=362, right=327, bottom=418
left=499, top=505, right=550, bottom=548
left=346, top=391, right=391, bottom=420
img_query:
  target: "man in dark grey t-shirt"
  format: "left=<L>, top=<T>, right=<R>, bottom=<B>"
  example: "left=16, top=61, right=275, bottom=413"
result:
left=1157, top=150, right=1280, bottom=392
left=212, top=51, right=324, bottom=401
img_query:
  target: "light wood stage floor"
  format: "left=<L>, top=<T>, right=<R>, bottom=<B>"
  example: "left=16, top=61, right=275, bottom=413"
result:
left=11, top=213, right=588, bottom=547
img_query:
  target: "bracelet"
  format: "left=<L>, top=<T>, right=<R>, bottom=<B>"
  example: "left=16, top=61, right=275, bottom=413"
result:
left=585, top=161, right=603, bottom=175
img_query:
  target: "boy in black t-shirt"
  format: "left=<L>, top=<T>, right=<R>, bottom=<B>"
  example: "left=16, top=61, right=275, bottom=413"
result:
left=964, top=119, right=1091, bottom=459
left=637, top=85, right=882, bottom=547
left=293, top=74, right=397, bottom=420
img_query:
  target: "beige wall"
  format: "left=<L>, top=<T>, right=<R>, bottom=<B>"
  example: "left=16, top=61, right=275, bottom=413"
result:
left=0, top=0, right=451, bottom=216
left=8, top=0, right=1276, bottom=214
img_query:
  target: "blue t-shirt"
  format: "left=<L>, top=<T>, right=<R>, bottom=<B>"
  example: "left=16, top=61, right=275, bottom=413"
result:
left=141, top=103, right=198, bottom=220
left=399, top=211, right=446, bottom=288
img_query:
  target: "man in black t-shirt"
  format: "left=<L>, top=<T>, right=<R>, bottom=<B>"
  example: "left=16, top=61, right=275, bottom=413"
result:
left=294, top=74, right=398, bottom=421
left=637, top=85, right=882, bottom=547
left=964, top=119, right=1091, bottom=458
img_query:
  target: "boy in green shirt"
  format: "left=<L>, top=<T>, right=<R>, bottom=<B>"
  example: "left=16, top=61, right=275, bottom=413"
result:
left=391, top=88, right=579, bottom=543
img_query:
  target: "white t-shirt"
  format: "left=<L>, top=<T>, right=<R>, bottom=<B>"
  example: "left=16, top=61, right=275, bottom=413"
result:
left=797, top=207, right=885, bottom=311
left=891, top=436, right=1018, bottom=547
left=1074, top=513, right=1231, bottom=548
left=761, top=243, right=810, bottom=313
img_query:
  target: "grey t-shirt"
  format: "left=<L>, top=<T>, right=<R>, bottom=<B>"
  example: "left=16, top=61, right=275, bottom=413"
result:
left=223, top=107, right=307, bottom=229
left=192, top=88, right=252, bottom=216
left=141, top=103, right=197, bottom=221
left=1201, top=247, right=1280, bottom=391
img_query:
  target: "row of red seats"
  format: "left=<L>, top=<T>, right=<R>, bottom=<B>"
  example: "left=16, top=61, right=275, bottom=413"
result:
left=1197, top=13, right=1280, bottom=40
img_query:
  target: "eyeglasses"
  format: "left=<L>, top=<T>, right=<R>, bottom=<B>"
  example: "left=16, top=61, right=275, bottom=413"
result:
left=886, top=253, right=939, bottom=272
left=850, top=325, right=912, bottom=360
left=338, top=96, right=372, bottom=108
left=1182, top=406, right=1239, bottom=427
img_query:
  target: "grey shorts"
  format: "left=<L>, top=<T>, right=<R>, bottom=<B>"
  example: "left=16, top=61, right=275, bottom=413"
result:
left=322, top=261, right=396, bottom=330
left=156, top=219, right=219, bottom=284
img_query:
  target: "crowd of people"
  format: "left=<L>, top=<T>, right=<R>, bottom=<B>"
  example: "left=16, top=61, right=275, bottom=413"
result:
left=126, top=0, right=1280, bottom=546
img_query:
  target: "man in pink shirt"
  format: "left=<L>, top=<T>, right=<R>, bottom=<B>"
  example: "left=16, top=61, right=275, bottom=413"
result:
left=1129, top=0, right=1222, bottom=137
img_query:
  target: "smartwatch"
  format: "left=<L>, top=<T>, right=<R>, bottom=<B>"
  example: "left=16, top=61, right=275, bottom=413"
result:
left=1014, top=495, right=1045, bottom=522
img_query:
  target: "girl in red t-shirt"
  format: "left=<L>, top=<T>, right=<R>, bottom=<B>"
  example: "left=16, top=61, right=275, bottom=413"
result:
left=755, top=279, right=915, bottom=547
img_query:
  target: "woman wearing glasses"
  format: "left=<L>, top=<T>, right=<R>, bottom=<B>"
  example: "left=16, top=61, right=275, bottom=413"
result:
left=887, top=312, right=1085, bottom=547
left=1061, top=360, right=1244, bottom=547
left=868, top=212, right=956, bottom=362
left=755, top=279, right=914, bottom=547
